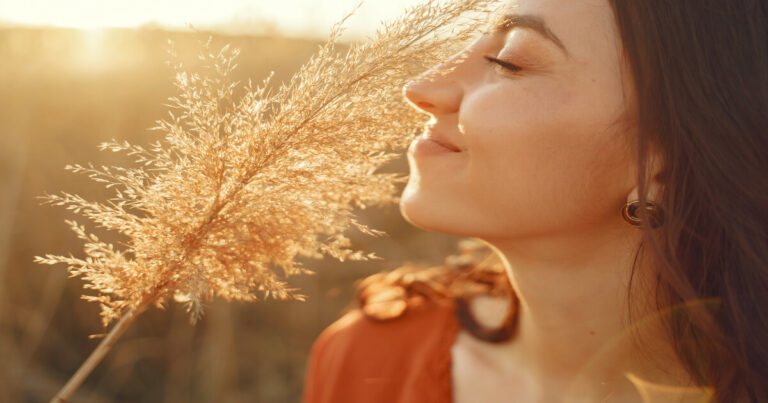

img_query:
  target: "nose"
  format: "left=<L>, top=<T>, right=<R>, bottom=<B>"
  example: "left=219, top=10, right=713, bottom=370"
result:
left=403, top=55, right=466, bottom=115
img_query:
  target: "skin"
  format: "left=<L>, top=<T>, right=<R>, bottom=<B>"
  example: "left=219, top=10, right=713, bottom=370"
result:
left=401, top=0, right=700, bottom=402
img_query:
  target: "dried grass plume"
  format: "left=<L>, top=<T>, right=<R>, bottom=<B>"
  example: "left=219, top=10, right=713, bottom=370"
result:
left=36, top=0, right=500, bottom=327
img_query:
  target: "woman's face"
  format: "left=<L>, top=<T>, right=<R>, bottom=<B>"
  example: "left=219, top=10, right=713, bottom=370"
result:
left=400, top=0, right=638, bottom=241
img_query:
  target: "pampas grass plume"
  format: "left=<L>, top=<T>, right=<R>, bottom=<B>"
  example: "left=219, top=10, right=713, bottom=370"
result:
left=36, top=0, right=499, bottom=400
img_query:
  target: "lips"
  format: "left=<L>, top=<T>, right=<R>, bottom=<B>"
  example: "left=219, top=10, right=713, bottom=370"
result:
left=423, top=131, right=463, bottom=152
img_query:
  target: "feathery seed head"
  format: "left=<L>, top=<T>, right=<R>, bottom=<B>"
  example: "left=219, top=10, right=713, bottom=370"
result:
left=36, top=0, right=500, bottom=327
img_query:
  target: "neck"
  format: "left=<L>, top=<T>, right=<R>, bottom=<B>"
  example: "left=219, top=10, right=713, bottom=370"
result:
left=478, top=223, right=699, bottom=401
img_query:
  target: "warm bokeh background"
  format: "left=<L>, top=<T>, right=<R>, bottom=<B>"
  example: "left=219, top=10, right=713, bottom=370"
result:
left=0, top=20, right=468, bottom=403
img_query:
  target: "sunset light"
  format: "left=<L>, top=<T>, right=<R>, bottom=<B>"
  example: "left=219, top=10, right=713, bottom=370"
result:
left=0, top=0, right=426, bottom=38
left=5, top=1, right=766, bottom=402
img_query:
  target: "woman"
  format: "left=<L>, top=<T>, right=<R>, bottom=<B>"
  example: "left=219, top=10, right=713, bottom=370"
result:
left=303, top=0, right=768, bottom=402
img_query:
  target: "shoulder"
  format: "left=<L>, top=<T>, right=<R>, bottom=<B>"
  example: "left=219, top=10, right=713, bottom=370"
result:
left=303, top=240, right=516, bottom=403
left=309, top=262, right=474, bottom=362
left=311, top=296, right=458, bottom=361
left=303, top=264, right=467, bottom=403
left=304, top=298, right=458, bottom=403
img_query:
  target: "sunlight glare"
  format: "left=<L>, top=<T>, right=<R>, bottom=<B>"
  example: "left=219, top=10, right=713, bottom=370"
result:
left=0, top=0, right=427, bottom=38
left=73, top=28, right=107, bottom=71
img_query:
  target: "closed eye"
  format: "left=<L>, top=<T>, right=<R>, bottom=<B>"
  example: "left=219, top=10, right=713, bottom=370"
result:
left=483, top=55, right=522, bottom=73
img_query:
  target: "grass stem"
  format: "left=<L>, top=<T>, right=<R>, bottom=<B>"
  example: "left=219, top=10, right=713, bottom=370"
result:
left=50, top=297, right=153, bottom=403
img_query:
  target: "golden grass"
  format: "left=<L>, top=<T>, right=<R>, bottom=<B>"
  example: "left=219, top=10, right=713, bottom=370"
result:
left=31, top=0, right=499, bottom=400
left=36, top=0, right=496, bottom=327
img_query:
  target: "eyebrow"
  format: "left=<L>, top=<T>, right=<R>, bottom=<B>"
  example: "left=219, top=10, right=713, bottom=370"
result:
left=488, top=13, right=570, bottom=57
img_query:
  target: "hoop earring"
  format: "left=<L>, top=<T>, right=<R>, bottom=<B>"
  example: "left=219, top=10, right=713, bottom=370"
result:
left=622, top=200, right=664, bottom=228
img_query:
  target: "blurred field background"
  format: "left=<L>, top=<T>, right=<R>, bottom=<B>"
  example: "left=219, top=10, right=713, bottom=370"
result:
left=0, top=25, right=467, bottom=402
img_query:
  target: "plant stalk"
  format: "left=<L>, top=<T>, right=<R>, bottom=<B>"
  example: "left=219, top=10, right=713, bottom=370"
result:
left=50, top=298, right=152, bottom=403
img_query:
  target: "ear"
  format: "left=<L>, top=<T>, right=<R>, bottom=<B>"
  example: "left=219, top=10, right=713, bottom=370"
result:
left=626, top=147, right=664, bottom=203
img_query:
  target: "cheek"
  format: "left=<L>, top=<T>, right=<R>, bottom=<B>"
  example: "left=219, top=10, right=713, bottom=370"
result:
left=461, top=81, right=584, bottom=184
left=459, top=81, right=634, bottom=228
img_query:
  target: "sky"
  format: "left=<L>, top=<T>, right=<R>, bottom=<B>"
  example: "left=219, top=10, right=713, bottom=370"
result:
left=0, top=0, right=429, bottom=39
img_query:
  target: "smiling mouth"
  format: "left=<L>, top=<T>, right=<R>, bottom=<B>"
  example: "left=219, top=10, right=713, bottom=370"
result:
left=427, top=137, right=462, bottom=152
left=422, top=129, right=463, bottom=152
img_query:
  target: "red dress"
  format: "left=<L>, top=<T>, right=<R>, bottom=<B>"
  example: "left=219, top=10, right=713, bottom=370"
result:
left=302, top=258, right=517, bottom=403
left=302, top=297, right=461, bottom=403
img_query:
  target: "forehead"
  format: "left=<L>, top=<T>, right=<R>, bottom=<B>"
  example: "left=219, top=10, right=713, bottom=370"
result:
left=501, top=0, right=620, bottom=62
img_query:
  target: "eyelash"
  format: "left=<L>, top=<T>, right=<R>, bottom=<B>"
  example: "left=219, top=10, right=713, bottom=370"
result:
left=483, top=55, right=522, bottom=74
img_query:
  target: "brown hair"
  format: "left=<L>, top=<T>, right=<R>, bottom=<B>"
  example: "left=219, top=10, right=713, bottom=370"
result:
left=608, top=1, right=768, bottom=401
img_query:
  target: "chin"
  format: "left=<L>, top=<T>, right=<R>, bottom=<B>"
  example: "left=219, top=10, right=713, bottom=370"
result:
left=399, top=184, right=474, bottom=237
left=400, top=184, right=440, bottom=230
